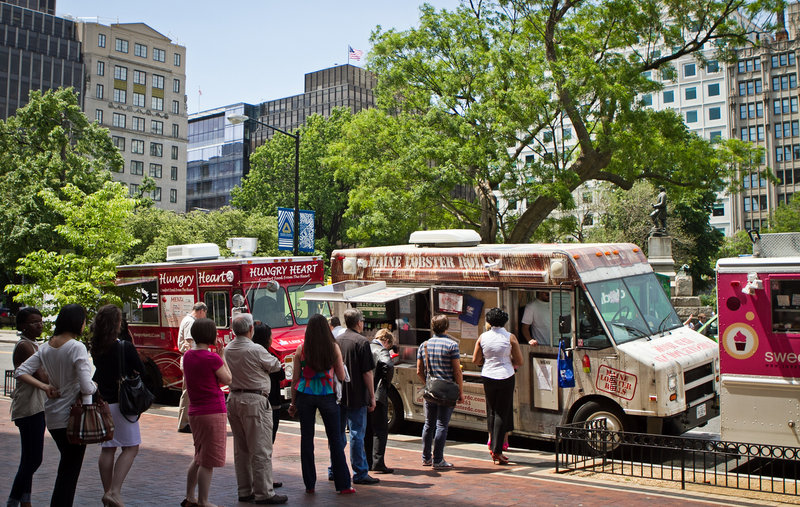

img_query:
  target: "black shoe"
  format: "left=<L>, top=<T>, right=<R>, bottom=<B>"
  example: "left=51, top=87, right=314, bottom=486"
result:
left=254, top=494, right=288, bottom=504
left=178, top=425, right=191, bottom=434
left=272, top=482, right=283, bottom=488
left=372, top=466, right=394, bottom=474
left=353, top=475, right=380, bottom=485
left=238, top=494, right=255, bottom=502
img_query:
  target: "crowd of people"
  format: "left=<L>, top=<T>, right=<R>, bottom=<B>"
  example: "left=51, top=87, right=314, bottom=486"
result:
left=7, top=301, right=527, bottom=506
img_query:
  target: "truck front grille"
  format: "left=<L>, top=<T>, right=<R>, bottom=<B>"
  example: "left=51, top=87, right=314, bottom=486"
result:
left=684, top=362, right=716, bottom=406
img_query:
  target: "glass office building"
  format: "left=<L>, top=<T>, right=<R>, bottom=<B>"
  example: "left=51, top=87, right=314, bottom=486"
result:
left=0, top=1, right=83, bottom=119
left=187, top=64, right=376, bottom=211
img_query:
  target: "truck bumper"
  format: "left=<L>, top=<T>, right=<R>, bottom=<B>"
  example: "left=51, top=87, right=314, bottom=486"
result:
left=663, top=395, right=720, bottom=435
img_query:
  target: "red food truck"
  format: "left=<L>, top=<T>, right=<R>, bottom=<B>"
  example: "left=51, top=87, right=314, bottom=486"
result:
left=717, top=232, right=800, bottom=446
left=115, top=240, right=327, bottom=399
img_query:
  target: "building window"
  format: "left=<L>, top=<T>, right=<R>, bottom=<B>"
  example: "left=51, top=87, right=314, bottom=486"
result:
left=98, top=33, right=106, bottom=48
left=712, top=203, right=725, bottom=216
left=153, top=48, right=165, bottom=62
left=113, top=88, right=126, bottom=103
left=130, top=160, right=144, bottom=175
left=97, top=61, right=104, bottom=76
left=134, top=43, right=147, bottom=58
left=758, top=125, right=765, bottom=140
left=710, top=131, right=722, bottom=142
left=685, top=87, right=697, bottom=100
left=686, top=110, right=698, bottom=123
left=115, top=38, right=128, bottom=53
left=132, top=92, right=145, bottom=107
left=172, top=124, right=179, bottom=138
left=132, top=117, right=145, bottom=132
left=684, top=63, right=696, bottom=77
left=151, top=120, right=163, bottom=135
left=708, top=83, right=720, bottom=96
left=152, top=75, right=164, bottom=89
left=172, top=100, right=180, bottom=114
left=170, top=188, right=177, bottom=203
left=171, top=145, right=178, bottom=160
left=114, top=66, right=127, bottom=81
left=173, top=79, right=181, bottom=93
left=757, top=102, right=764, bottom=117
left=112, top=136, right=125, bottom=151
left=663, top=90, right=674, bottom=103
left=133, top=70, right=146, bottom=85
left=174, top=53, right=181, bottom=67
left=130, top=183, right=140, bottom=197
left=709, top=107, right=721, bottom=120
left=642, top=94, right=652, bottom=106
left=96, top=84, right=104, bottom=99
left=131, top=139, right=144, bottom=154
left=150, top=143, right=163, bottom=157
left=151, top=97, right=164, bottom=111
left=706, top=60, right=719, bottom=73
left=171, top=166, right=178, bottom=180
left=112, top=113, right=126, bottom=128
left=95, top=109, right=103, bottom=124
left=149, top=163, right=162, bottom=178
left=151, top=187, right=162, bottom=202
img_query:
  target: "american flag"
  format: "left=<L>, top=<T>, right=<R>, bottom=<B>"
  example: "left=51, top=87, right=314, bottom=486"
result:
left=348, top=45, right=363, bottom=61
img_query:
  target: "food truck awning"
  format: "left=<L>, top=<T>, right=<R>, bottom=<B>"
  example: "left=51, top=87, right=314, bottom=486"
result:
left=115, top=277, right=157, bottom=287
left=302, top=281, right=428, bottom=303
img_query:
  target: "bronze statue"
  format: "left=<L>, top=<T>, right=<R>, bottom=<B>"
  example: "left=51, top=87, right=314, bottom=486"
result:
left=650, top=186, right=667, bottom=236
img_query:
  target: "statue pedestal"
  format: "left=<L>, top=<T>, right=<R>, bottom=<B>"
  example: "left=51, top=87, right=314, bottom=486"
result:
left=648, top=235, right=676, bottom=282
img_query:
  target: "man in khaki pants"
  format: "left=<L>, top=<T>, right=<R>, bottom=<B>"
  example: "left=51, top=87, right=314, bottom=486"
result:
left=225, top=313, right=287, bottom=504
left=177, top=302, right=207, bottom=433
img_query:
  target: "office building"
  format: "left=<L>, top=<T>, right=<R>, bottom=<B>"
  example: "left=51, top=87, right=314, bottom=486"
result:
left=187, top=64, right=375, bottom=211
left=77, top=21, right=187, bottom=212
left=0, top=0, right=83, bottom=119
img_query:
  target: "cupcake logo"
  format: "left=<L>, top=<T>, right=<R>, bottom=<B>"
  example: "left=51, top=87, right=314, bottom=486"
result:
left=722, top=323, right=758, bottom=360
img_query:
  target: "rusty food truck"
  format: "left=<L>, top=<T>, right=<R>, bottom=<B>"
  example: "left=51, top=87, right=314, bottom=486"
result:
left=717, top=232, right=800, bottom=447
left=115, top=239, right=326, bottom=398
left=302, top=230, right=719, bottom=439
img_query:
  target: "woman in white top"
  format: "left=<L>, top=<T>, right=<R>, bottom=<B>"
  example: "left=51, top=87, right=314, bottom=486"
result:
left=472, top=308, right=522, bottom=465
left=16, top=304, right=97, bottom=507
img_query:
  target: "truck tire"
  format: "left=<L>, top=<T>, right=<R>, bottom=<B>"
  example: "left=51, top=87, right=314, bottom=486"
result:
left=386, top=386, right=405, bottom=433
left=143, top=359, right=164, bottom=403
left=572, top=400, right=626, bottom=455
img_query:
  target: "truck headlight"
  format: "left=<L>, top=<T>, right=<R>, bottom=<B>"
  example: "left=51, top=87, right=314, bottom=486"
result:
left=668, top=373, right=677, bottom=392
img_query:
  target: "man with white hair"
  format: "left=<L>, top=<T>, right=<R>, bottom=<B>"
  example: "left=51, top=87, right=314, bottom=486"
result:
left=225, top=313, right=287, bottom=504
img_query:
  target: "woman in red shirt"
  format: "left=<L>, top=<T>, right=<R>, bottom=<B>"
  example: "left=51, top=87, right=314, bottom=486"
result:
left=181, top=318, right=231, bottom=507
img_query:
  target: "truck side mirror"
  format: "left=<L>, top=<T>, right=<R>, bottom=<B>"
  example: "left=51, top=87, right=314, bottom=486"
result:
left=559, top=315, right=571, bottom=334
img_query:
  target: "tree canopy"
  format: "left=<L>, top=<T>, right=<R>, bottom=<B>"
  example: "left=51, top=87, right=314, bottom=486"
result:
left=328, top=0, right=773, bottom=243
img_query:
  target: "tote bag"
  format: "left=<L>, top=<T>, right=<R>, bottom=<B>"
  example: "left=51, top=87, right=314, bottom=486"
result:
left=66, top=393, right=115, bottom=445
left=557, top=340, right=575, bottom=388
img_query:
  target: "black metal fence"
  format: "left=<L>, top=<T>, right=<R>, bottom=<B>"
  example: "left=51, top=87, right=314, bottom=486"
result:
left=555, top=419, right=800, bottom=496
left=4, top=369, right=15, bottom=397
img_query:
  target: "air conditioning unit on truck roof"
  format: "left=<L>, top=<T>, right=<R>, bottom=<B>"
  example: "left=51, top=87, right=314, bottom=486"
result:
left=166, top=243, right=220, bottom=262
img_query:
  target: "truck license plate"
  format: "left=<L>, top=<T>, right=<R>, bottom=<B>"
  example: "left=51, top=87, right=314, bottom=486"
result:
left=696, top=403, right=706, bottom=419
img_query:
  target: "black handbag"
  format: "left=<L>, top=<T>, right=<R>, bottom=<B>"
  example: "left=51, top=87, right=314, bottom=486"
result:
left=118, top=341, right=155, bottom=422
left=422, top=341, right=460, bottom=407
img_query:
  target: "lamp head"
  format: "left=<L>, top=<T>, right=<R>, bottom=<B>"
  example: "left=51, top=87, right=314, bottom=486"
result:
left=227, top=114, right=248, bottom=125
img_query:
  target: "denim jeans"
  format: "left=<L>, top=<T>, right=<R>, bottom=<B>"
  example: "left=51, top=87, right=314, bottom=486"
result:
left=9, top=412, right=45, bottom=503
left=296, top=392, right=351, bottom=492
left=339, top=405, right=368, bottom=480
left=421, top=400, right=455, bottom=464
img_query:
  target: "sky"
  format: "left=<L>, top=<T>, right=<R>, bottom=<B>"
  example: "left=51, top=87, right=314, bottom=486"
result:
left=56, top=0, right=461, bottom=115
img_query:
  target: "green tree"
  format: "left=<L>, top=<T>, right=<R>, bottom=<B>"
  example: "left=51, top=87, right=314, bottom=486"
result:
left=6, top=181, right=137, bottom=319
left=771, top=198, right=800, bottom=232
left=0, top=88, right=122, bottom=290
left=232, top=108, right=354, bottom=254
left=335, top=0, right=770, bottom=243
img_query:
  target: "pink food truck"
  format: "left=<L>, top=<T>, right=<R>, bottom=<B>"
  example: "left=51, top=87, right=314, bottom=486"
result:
left=717, top=232, right=800, bottom=447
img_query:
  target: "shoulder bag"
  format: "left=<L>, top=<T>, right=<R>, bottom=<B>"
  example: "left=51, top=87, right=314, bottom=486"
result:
left=422, top=341, right=460, bottom=407
left=118, top=341, right=155, bottom=422
left=66, top=392, right=115, bottom=444
left=557, top=340, right=575, bottom=388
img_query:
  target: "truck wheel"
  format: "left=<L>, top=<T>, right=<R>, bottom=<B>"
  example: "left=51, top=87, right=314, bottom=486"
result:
left=572, top=400, right=626, bottom=455
left=386, top=387, right=404, bottom=433
left=143, top=359, right=164, bottom=403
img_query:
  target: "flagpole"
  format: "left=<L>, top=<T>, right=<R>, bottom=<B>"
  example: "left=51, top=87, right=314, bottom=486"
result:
left=347, top=45, right=350, bottom=65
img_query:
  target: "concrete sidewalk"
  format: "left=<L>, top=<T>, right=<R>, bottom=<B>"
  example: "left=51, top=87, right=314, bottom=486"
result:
left=0, top=398, right=780, bottom=506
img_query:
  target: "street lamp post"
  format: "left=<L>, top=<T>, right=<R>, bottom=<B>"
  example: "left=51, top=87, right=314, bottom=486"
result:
left=228, top=113, right=300, bottom=256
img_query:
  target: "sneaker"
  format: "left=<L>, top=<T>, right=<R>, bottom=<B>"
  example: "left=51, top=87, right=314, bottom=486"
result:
left=337, top=488, right=356, bottom=495
left=254, top=494, right=288, bottom=504
left=422, top=458, right=432, bottom=466
left=353, top=475, right=380, bottom=485
left=433, top=460, right=454, bottom=470
left=372, top=466, right=394, bottom=474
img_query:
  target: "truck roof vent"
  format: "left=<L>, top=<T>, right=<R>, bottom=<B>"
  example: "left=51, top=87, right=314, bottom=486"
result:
left=409, top=229, right=481, bottom=247
left=226, top=237, right=258, bottom=258
left=166, top=243, right=220, bottom=262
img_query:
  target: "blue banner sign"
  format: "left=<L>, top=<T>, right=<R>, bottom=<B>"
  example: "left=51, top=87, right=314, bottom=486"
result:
left=278, top=208, right=315, bottom=253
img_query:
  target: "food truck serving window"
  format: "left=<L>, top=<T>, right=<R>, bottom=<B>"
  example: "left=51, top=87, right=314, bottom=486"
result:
left=771, top=279, right=800, bottom=333
left=121, top=279, right=159, bottom=325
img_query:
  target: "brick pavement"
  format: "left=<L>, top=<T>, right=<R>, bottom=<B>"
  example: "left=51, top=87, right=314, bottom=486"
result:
left=0, top=397, right=769, bottom=506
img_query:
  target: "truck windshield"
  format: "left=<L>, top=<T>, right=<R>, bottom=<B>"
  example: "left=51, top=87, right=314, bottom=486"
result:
left=585, top=273, right=681, bottom=345
left=288, top=283, right=330, bottom=325
left=248, top=287, right=293, bottom=329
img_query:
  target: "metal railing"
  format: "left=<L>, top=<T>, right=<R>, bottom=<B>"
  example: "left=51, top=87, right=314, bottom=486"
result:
left=4, top=369, right=15, bottom=397
left=555, top=420, right=800, bottom=496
